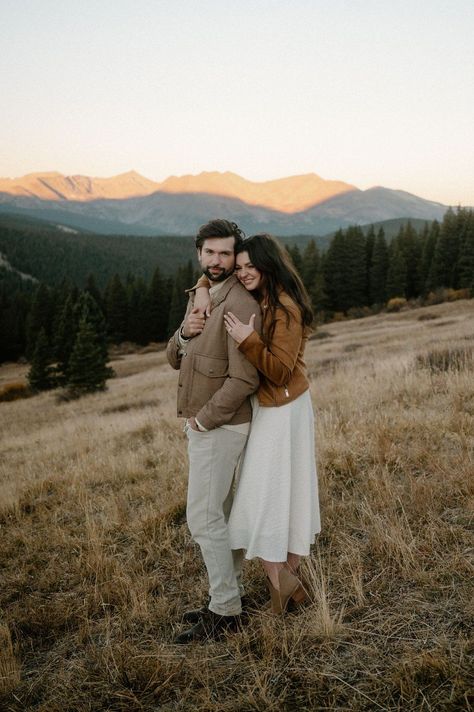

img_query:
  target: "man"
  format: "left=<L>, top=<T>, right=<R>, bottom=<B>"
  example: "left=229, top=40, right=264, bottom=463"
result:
left=166, top=218, right=261, bottom=644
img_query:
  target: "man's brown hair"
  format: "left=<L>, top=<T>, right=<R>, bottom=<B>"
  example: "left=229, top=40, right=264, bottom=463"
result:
left=195, top=219, right=245, bottom=251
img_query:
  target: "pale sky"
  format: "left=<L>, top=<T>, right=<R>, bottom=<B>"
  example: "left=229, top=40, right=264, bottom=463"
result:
left=1, top=0, right=473, bottom=205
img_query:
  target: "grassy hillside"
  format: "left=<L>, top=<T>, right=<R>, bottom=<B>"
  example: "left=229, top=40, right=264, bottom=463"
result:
left=0, top=300, right=472, bottom=710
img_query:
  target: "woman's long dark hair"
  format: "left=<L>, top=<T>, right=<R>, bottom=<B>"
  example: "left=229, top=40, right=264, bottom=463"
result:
left=236, top=233, right=313, bottom=343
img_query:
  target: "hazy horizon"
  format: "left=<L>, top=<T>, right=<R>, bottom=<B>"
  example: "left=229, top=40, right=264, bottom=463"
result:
left=1, top=1, right=473, bottom=206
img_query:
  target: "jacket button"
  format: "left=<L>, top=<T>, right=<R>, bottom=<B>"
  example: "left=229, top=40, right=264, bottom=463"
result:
left=179, top=383, right=183, bottom=387
left=209, top=369, right=214, bottom=374
left=178, top=410, right=182, bottom=414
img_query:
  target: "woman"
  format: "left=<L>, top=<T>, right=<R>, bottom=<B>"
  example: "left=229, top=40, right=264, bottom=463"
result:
left=195, top=233, right=320, bottom=614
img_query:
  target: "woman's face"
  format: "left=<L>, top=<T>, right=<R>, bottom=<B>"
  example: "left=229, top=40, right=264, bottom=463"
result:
left=235, top=251, right=262, bottom=291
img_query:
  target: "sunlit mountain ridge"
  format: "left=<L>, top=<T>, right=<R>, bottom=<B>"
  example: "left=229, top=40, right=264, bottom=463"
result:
left=0, top=170, right=449, bottom=236
left=0, top=170, right=356, bottom=213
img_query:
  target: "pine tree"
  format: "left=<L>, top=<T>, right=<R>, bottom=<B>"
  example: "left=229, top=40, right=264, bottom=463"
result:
left=365, top=225, right=376, bottom=305
left=425, top=221, right=441, bottom=292
left=149, top=267, right=170, bottom=342
left=105, top=274, right=128, bottom=344
left=127, top=277, right=151, bottom=345
left=395, top=222, right=422, bottom=299
left=345, top=226, right=368, bottom=308
left=301, top=240, right=319, bottom=287
left=167, top=270, right=187, bottom=335
left=54, top=291, right=109, bottom=386
left=301, top=240, right=326, bottom=315
left=457, top=211, right=474, bottom=291
left=430, top=208, right=461, bottom=288
left=25, top=283, right=53, bottom=359
left=369, top=229, right=389, bottom=305
left=85, top=274, right=103, bottom=311
left=54, top=292, right=80, bottom=385
left=323, top=230, right=347, bottom=312
left=0, top=289, right=31, bottom=362
left=27, top=328, right=55, bottom=391
left=183, top=259, right=195, bottom=290
left=386, top=243, right=407, bottom=299
left=67, top=318, right=113, bottom=395
left=287, top=245, right=303, bottom=275
left=420, top=222, right=437, bottom=294
left=76, top=292, right=108, bottom=360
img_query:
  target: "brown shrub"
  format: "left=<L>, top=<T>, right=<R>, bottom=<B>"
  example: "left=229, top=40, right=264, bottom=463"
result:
left=425, top=287, right=472, bottom=305
left=425, top=289, right=446, bottom=305
left=445, top=288, right=471, bottom=301
left=347, top=306, right=372, bottom=319
left=0, top=382, right=32, bottom=403
left=387, top=297, right=408, bottom=312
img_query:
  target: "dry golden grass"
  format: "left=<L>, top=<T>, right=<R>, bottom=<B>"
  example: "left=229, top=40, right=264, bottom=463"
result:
left=0, top=300, right=473, bottom=711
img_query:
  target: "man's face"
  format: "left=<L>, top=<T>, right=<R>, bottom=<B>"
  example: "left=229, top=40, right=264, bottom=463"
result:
left=198, top=237, right=236, bottom=282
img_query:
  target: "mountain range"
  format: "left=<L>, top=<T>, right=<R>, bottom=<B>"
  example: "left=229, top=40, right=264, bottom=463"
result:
left=0, top=170, right=449, bottom=236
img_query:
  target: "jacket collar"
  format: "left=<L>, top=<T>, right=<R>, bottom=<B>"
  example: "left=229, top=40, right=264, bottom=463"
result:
left=210, top=274, right=239, bottom=308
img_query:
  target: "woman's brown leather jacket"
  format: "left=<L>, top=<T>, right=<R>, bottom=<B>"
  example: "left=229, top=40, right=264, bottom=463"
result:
left=239, top=291, right=310, bottom=407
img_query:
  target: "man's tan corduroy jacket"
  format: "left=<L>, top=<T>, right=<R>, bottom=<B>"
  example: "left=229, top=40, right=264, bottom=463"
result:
left=166, top=275, right=262, bottom=430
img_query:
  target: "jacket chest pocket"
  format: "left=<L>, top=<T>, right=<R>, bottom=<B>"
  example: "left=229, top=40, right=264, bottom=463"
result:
left=190, top=353, right=228, bottom=406
left=193, top=354, right=228, bottom=378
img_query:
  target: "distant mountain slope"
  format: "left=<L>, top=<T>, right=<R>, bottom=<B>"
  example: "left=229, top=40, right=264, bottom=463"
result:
left=0, top=170, right=159, bottom=201
left=0, top=213, right=196, bottom=288
left=0, top=183, right=447, bottom=237
left=0, top=170, right=355, bottom=213
left=295, top=187, right=446, bottom=234
left=0, top=251, right=38, bottom=283
left=0, top=211, right=437, bottom=290
left=158, top=171, right=356, bottom=212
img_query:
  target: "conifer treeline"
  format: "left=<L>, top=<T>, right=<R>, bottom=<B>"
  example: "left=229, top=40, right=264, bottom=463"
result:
left=287, top=207, right=474, bottom=315
left=0, top=262, right=197, bottom=364
left=1, top=207, right=473, bottom=367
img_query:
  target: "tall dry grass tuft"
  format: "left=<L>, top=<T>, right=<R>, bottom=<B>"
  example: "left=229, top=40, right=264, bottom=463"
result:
left=0, top=625, right=21, bottom=696
left=0, top=300, right=473, bottom=710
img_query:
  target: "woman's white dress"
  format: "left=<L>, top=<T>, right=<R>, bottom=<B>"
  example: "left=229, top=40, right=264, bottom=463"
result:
left=228, top=389, right=321, bottom=561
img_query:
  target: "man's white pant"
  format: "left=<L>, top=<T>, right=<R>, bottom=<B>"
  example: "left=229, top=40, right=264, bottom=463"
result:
left=186, top=426, right=247, bottom=616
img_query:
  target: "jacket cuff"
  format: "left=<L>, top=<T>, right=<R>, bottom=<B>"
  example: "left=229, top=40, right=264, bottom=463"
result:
left=195, top=409, right=216, bottom=430
left=186, top=273, right=211, bottom=293
left=194, top=416, right=209, bottom=432
left=238, top=330, right=261, bottom=354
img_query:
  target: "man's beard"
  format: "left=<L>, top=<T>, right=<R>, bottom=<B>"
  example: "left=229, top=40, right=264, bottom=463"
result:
left=203, top=266, right=233, bottom=283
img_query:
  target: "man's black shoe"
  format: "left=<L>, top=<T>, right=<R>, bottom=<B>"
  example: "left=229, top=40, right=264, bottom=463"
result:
left=183, top=596, right=250, bottom=624
left=182, top=603, right=210, bottom=625
left=174, top=609, right=241, bottom=644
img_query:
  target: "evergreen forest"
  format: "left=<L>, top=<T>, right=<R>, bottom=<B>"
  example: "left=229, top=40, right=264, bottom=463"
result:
left=1, top=207, right=473, bottom=376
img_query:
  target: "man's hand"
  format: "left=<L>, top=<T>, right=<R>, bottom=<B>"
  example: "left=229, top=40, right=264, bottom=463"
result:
left=188, top=416, right=200, bottom=431
left=194, top=287, right=212, bottom=318
left=182, top=307, right=206, bottom=338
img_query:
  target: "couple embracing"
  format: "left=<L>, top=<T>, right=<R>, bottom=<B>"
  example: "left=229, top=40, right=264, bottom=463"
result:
left=166, top=219, right=321, bottom=644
